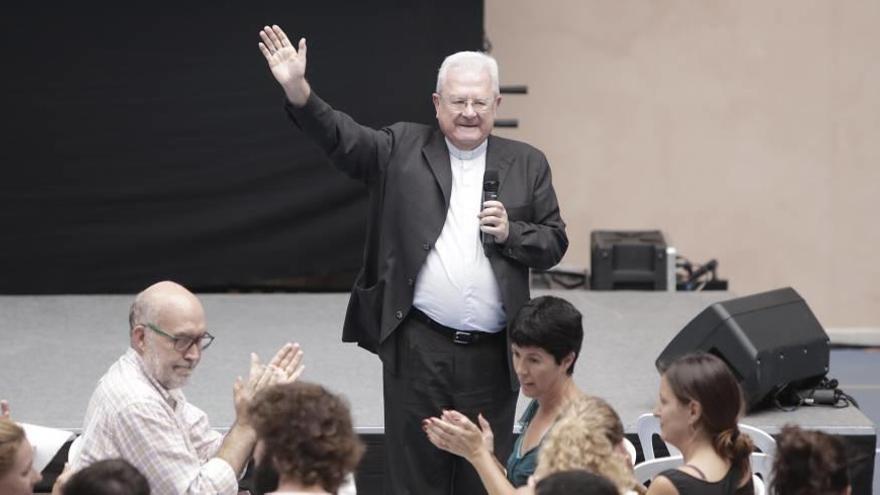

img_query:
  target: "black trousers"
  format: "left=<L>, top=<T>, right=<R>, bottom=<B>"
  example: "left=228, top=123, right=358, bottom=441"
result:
left=382, top=311, right=518, bottom=495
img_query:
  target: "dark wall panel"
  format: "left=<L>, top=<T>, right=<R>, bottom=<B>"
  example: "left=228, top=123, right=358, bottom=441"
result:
left=0, top=1, right=484, bottom=293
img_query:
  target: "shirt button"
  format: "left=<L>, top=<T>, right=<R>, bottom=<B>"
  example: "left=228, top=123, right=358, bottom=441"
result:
left=407, top=278, right=414, bottom=286
left=422, top=242, right=431, bottom=251
left=395, top=310, right=404, bottom=320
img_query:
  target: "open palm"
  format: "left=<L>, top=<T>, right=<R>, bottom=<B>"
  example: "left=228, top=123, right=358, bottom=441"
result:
left=258, top=25, right=306, bottom=86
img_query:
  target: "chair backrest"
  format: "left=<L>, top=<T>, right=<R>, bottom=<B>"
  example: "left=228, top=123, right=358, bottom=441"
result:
left=752, top=473, right=766, bottom=495
left=633, top=455, right=684, bottom=485
left=338, top=472, right=357, bottom=495
left=635, top=413, right=681, bottom=461
left=739, top=423, right=776, bottom=457
left=67, top=435, right=84, bottom=465
left=623, top=437, right=637, bottom=466
left=19, top=423, right=75, bottom=472
left=749, top=452, right=774, bottom=487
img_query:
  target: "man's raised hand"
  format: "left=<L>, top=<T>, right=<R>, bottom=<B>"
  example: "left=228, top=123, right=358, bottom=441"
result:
left=258, top=25, right=311, bottom=106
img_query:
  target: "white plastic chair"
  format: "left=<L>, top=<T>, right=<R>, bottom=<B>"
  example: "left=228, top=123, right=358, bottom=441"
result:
left=749, top=452, right=774, bottom=489
left=67, top=434, right=84, bottom=465
left=752, top=471, right=766, bottom=495
left=740, top=423, right=776, bottom=457
left=19, top=423, right=75, bottom=473
left=635, top=413, right=681, bottom=461
left=337, top=472, right=357, bottom=494
left=622, top=437, right=637, bottom=466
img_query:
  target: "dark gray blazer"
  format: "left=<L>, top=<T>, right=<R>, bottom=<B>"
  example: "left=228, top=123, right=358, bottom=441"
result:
left=286, top=93, right=568, bottom=388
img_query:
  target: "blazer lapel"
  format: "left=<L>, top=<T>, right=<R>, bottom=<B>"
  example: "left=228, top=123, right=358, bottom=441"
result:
left=421, top=131, right=453, bottom=208
left=486, top=135, right=513, bottom=192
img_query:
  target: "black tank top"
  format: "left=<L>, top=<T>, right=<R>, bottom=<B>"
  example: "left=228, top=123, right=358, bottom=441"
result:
left=659, top=465, right=754, bottom=495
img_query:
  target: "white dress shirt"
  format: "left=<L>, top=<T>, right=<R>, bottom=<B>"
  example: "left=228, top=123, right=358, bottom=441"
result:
left=412, top=138, right=506, bottom=332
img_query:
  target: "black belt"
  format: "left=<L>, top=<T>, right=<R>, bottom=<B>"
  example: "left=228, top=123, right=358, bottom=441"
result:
left=410, top=308, right=505, bottom=345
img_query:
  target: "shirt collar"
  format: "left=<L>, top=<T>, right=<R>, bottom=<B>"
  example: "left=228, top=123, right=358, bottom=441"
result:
left=124, top=347, right=184, bottom=410
left=445, top=137, right=488, bottom=161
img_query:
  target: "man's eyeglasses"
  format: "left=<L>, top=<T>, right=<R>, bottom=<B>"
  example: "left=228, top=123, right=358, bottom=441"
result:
left=144, top=323, right=215, bottom=352
left=441, top=95, right=494, bottom=114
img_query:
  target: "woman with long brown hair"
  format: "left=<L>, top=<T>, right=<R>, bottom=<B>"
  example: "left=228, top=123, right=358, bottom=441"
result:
left=647, top=353, right=754, bottom=495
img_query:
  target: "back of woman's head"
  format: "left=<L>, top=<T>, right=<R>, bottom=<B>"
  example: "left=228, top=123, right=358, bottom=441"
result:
left=663, top=352, right=753, bottom=471
left=771, top=425, right=849, bottom=495
left=62, top=459, right=150, bottom=495
left=0, top=418, right=25, bottom=478
left=536, top=395, right=642, bottom=494
left=509, top=296, right=584, bottom=374
left=249, top=381, right=365, bottom=493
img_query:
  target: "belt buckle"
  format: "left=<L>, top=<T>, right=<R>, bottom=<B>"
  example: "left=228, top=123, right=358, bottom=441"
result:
left=453, top=331, right=473, bottom=345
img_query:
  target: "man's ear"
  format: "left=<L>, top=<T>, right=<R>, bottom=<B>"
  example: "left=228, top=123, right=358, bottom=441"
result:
left=432, top=92, right=441, bottom=117
left=131, top=324, right=147, bottom=354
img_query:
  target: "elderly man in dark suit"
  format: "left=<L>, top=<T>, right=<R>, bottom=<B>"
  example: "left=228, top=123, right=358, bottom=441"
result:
left=259, top=24, right=568, bottom=495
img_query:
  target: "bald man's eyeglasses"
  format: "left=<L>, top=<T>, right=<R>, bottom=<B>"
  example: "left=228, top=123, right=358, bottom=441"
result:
left=145, top=323, right=215, bottom=352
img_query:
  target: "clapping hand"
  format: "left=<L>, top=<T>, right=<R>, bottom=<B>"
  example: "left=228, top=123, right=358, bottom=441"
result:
left=423, top=410, right=494, bottom=462
left=232, top=343, right=305, bottom=425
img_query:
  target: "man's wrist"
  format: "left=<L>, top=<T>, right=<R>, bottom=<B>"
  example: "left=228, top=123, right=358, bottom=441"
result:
left=229, top=419, right=258, bottom=443
left=285, top=79, right=311, bottom=107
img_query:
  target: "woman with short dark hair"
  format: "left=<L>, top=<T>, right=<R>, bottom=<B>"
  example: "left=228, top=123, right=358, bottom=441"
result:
left=647, top=352, right=754, bottom=495
left=423, top=296, right=586, bottom=494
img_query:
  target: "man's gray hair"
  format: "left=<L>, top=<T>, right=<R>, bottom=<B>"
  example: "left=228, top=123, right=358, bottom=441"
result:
left=436, top=51, right=500, bottom=95
left=128, top=290, right=158, bottom=333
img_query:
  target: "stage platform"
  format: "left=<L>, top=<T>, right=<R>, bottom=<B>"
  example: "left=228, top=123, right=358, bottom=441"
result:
left=1, top=291, right=875, bottom=493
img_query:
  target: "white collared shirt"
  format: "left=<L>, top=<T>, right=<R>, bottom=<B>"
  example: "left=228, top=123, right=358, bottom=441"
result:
left=412, top=138, right=506, bottom=332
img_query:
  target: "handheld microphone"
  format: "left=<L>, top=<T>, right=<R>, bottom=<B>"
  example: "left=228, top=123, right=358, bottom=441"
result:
left=482, top=170, right=499, bottom=245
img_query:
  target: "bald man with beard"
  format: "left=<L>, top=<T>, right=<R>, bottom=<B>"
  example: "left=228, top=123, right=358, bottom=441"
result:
left=71, top=281, right=304, bottom=495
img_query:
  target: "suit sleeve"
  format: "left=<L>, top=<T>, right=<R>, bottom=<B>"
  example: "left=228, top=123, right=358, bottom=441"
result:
left=284, top=92, right=396, bottom=185
left=500, top=154, right=568, bottom=270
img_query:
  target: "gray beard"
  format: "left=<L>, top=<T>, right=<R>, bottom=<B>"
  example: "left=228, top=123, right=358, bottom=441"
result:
left=144, top=350, right=190, bottom=390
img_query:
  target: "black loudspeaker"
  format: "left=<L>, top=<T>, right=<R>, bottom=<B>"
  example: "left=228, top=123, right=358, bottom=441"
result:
left=656, top=287, right=830, bottom=410
left=590, top=230, right=668, bottom=290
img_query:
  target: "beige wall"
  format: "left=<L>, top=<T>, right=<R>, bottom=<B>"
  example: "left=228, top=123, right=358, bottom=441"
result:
left=486, top=1, right=879, bottom=327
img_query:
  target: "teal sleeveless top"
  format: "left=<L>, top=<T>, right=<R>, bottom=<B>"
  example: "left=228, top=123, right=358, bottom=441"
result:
left=505, top=400, right=541, bottom=487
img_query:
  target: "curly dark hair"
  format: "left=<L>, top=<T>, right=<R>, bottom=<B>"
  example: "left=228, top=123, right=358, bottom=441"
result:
left=249, top=382, right=365, bottom=493
left=771, top=424, right=849, bottom=495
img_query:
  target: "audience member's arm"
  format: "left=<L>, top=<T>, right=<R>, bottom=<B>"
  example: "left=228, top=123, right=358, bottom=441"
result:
left=114, top=400, right=240, bottom=495
left=215, top=343, right=305, bottom=474
left=425, top=410, right=516, bottom=495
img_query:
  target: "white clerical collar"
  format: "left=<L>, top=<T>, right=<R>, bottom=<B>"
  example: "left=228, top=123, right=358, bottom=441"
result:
left=445, top=138, right=488, bottom=161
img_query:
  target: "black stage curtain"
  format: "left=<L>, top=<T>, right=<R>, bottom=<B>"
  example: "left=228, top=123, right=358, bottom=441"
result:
left=0, top=1, right=483, bottom=294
